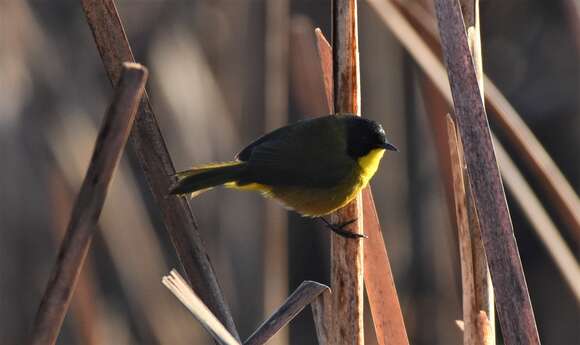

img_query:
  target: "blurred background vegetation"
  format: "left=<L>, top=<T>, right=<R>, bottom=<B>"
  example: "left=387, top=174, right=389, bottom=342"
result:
left=0, top=1, right=578, bottom=344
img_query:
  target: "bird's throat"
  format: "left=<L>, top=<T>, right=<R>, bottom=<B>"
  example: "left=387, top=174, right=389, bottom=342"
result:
left=357, top=148, right=385, bottom=185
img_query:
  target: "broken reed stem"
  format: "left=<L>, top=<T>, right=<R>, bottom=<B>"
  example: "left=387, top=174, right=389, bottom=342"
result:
left=80, top=0, right=239, bottom=339
left=244, top=281, right=330, bottom=345
left=50, top=115, right=201, bottom=343
left=162, top=270, right=240, bottom=345
left=447, top=115, right=492, bottom=345
left=30, top=63, right=148, bottom=345
left=434, top=1, right=540, bottom=344
left=459, top=1, right=495, bottom=343
left=446, top=115, right=477, bottom=345
left=311, top=290, right=333, bottom=345
left=48, top=172, right=101, bottom=345
left=330, top=1, right=364, bottom=344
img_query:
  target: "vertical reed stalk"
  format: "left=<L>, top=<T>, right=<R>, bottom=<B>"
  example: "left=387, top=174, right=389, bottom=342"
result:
left=331, top=1, right=364, bottom=344
left=316, top=24, right=408, bottom=345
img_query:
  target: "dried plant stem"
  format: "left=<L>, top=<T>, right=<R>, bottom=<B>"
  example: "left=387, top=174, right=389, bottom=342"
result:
left=244, top=281, right=330, bottom=345
left=459, top=1, right=495, bottom=343
left=362, top=189, right=410, bottom=345
left=316, top=26, right=408, bottom=345
left=80, top=0, right=239, bottom=339
left=331, top=1, right=364, bottom=344
left=447, top=115, right=477, bottom=344
left=311, top=290, right=333, bottom=345
left=383, top=0, right=580, bottom=244
left=50, top=115, right=203, bottom=343
left=162, top=270, right=240, bottom=345
left=48, top=172, right=102, bottom=345
left=30, top=63, right=148, bottom=345
left=390, top=0, right=575, bottom=304
left=315, top=28, right=335, bottom=113
left=434, top=1, right=540, bottom=343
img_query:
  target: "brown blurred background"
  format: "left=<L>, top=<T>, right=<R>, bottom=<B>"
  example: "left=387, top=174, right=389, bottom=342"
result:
left=0, top=1, right=578, bottom=344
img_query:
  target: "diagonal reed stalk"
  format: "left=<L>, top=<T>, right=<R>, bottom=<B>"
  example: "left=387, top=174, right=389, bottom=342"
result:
left=163, top=270, right=241, bottom=345
left=379, top=0, right=580, bottom=245
left=30, top=63, right=148, bottom=345
left=80, top=0, right=239, bottom=340
left=243, top=281, right=330, bottom=345
left=433, top=1, right=540, bottom=343
left=369, top=0, right=579, bottom=302
left=163, top=268, right=330, bottom=345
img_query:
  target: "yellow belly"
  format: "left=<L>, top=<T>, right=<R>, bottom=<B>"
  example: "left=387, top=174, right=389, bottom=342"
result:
left=226, top=148, right=386, bottom=217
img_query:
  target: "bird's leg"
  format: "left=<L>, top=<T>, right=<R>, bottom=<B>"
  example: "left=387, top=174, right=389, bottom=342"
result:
left=318, top=217, right=367, bottom=239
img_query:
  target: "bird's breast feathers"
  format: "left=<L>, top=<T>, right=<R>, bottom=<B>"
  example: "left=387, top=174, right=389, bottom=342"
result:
left=356, top=148, right=385, bottom=187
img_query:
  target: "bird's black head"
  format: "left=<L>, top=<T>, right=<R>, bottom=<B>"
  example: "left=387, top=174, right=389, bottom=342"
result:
left=343, top=115, right=397, bottom=159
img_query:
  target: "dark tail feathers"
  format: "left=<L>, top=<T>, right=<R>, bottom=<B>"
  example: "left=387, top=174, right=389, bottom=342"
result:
left=169, top=162, right=247, bottom=197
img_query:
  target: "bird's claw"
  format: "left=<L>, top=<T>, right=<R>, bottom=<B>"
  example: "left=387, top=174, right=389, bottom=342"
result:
left=319, top=217, right=367, bottom=239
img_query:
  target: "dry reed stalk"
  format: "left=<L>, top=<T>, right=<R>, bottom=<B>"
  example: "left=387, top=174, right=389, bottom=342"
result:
left=311, top=290, right=333, bottom=345
left=48, top=172, right=102, bottom=345
left=315, top=28, right=335, bottom=112
left=80, top=0, right=239, bottom=339
left=30, top=63, right=148, bottom=345
left=290, top=17, right=329, bottom=116
left=361, top=189, right=410, bottom=345
left=388, top=0, right=580, bottom=244
left=244, top=281, right=330, bottom=345
left=458, top=2, right=495, bottom=343
left=50, top=115, right=205, bottom=343
left=317, top=25, right=408, bottom=345
left=263, top=1, right=290, bottom=344
left=330, top=1, right=364, bottom=344
left=447, top=115, right=493, bottom=345
left=162, top=270, right=240, bottom=345
left=433, top=1, right=540, bottom=343
left=388, top=0, right=580, bottom=305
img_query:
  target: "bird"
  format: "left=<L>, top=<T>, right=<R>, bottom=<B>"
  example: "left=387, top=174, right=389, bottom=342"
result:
left=169, top=114, right=397, bottom=238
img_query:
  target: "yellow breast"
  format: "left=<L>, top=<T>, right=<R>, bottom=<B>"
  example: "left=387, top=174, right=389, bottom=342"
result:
left=357, top=148, right=385, bottom=187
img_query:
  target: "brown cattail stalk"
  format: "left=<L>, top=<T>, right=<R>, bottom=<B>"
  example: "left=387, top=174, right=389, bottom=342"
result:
left=30, top=63, right=148, bottom=345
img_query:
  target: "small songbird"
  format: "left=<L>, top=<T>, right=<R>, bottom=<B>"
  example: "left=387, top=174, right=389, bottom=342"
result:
left=169, top=114, right=397, bottom=238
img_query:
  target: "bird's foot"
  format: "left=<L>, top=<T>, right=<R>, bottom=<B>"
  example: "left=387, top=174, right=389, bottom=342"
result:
left=318, top=217, right=367, bottom=239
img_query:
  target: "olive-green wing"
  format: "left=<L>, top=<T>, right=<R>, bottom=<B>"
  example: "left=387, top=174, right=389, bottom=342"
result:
left=237, top=116, right=354, bottom=188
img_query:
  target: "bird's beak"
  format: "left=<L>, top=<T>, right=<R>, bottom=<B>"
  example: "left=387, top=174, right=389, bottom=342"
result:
left=382, top=142, right=398, bottom=152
